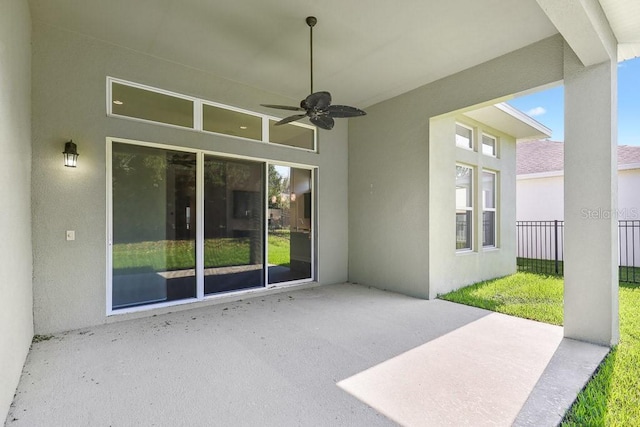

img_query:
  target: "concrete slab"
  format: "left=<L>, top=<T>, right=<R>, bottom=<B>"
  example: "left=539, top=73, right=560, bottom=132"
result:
left=5, top=284, right=608, bottom=426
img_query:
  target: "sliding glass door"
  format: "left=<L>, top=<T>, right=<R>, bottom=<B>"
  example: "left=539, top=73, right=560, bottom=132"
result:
left=268, top=165, right=313, bottom=284
left=204, top=156, right=264, bottom=294
left=111, top=142, right=197, bottom=309
left=110, top=140, right=313, bottom=312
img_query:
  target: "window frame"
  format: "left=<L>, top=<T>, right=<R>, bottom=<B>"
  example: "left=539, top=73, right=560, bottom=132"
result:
left=201, top=99, right=264, bottom=142
left=455, top=123, right=474, bottom=151
left=482, top=133, right=498, bottom=157
left=108, top=78, right=198, bottom=131
left=482, top=170, right=498, bottom=248
left=455, top=163, right=474, bottom=252
left=106, top=136, right=318, bottom=316
left=107, top=77, right=317, bottom=153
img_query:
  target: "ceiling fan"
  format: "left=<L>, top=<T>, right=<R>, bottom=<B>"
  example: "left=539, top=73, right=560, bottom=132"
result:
left=261, top=16, right=366, bottom=130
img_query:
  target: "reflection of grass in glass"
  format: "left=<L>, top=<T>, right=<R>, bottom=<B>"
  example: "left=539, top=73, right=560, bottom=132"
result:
left=113, top=234, right=292, bottom=271
left=113, top=238, right=250, bottom=271
left=268, top=230, right=291, bottom=267
left=205, top=238, right=251, bottom=267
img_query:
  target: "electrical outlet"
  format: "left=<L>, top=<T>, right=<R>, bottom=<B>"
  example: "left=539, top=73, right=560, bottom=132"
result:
left=66, top=230, right=75, bottom=241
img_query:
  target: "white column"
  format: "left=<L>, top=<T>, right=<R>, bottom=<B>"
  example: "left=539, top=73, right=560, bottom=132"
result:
left=563, top=44, right=618, bottom=346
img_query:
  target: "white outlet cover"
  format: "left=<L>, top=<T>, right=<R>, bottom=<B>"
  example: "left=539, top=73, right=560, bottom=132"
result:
left=66, top=230, right=75, bottom=241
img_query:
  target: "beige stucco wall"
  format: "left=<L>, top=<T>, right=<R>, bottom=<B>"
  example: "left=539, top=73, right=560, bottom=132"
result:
left=0, top=0, right=33, bottom=420
left=428, top=116, right=517, bottom=298
left=31, top=23, right=349, bottom=334
left=348, top=35, right=564, bottom=298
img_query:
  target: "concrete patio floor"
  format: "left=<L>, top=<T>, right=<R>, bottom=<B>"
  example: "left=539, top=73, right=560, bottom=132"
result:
left=5, top=283, right=609, bottom=426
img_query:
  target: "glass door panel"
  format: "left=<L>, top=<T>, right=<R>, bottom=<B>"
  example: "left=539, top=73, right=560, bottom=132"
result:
left=111, top=143, right=197, bottom=309
left=204, top=156, right=264, bottom=294
left=268, top=166, right=312, bottom=284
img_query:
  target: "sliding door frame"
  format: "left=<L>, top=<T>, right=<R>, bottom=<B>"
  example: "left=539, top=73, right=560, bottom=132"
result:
left=106, top=137, right=317, bottom=316
left=264, top=162, right=316, bottom=287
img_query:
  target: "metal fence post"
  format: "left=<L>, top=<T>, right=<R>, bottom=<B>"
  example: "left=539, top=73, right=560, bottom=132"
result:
left=554, top=220, right=559, bottom=275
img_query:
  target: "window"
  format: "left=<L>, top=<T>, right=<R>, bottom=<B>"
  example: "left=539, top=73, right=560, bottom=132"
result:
left=456, top=165, right=473, bottom=250
left=111, top=82, right=194, bottom=128
left=482, top=134, right=497, bottom=157
left=108, top=78, right=317, bottom=151
left=456, top=124, right=473, bottom=150
left=269, top=120, right=315, bottom=150
left=203, top=104, right=262, bottom=141
left=482, top=171, right=497, bottom=247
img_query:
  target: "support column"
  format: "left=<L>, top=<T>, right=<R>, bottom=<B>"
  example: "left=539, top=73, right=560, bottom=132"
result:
left=563, top=44, right=618, bottom=346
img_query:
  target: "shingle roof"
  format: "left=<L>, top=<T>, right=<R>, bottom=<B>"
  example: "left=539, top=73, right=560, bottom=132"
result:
left=517, top=140, right=640, bottom=175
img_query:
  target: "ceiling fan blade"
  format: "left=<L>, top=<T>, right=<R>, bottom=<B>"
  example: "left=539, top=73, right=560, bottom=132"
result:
left=304, top=91, right=332, bottom=110
left=310, top=115, right=335, bottom=130
left=326, top=105, right=367, bottom=118
left=275, top=114, right=307, bottom=126
left=261, top=104, right=305, bottom=112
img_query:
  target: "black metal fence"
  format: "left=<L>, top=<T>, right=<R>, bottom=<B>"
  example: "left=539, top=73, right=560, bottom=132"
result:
left=516, top=220, right=640, bottom=283
left=620, top=220, right=640, bottom=283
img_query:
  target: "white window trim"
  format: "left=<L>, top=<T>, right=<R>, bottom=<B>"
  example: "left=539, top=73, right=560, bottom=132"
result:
left=106, top=136, right=318, bottom=316
left=482, top=133, right=498, bottom=158
left=107, top=77, right=198, bottom=130
left=455, top=123, right=474, bottom=151
left=107, top=77, right=317, bottom=153
left=456, top=163, right=474, bottom=252
left=482, top=170, right=498, bottom=248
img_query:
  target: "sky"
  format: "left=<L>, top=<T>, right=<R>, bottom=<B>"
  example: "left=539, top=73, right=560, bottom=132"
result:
left=507, top=56, right=640, bottom=146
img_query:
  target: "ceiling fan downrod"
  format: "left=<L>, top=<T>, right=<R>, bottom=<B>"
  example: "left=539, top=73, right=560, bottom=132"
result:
left=306, top=16, right=317, bottom=94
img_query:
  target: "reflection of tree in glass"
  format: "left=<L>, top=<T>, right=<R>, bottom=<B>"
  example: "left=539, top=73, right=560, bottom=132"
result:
left=112, top=145, right=196, bottom=243
left=456, top=165, right=471, bottom=180
left=205, top=159, right=252, bottom=188
left=268, top=165, right=290, bottom=209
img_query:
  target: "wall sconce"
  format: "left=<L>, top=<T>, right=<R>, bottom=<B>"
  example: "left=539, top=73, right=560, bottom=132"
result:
left=290, top=193, right=296, bottom=202
left=63, top=140, right=79, bottom=167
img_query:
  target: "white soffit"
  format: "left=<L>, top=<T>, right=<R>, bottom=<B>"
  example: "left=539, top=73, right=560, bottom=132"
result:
left=463, top=103, right=552, bottom=141
left=600, top=0, right=640, bottom=61
left=536, top=0, right=617, bottom=66
left=538, top=0, right=640, bottom=63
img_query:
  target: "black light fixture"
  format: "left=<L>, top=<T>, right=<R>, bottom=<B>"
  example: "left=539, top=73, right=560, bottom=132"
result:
left=63, top=140, right=79, bottom=167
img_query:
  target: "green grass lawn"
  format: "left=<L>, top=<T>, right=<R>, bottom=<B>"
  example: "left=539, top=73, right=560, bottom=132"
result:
left=113, top=233, right=292, bottom=271
left=562, top=282, right=640, bottom=426
left=439, top=272, right=564, bottom=325
left=517, top=257, right=640, bottom=284
left=439, top=272, right=640, bottom=425
left=267, top=230, right=291, bottom=267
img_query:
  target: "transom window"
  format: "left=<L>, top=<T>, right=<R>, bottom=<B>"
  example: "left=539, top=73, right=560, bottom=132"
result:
left=202, top=103, right=262, bottom=141
left=482, top=134, right=497, bottom=157
left=455, top=124, right=473, bottom=150
left=112, top=82, right=194, bottom=128
left=107, top=78, right=316, bottom=152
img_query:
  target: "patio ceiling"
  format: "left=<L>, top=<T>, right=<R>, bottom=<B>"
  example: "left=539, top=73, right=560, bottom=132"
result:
left=28, top=0, right=639, bottom=108
left=29, top=0, right=559, bottom=108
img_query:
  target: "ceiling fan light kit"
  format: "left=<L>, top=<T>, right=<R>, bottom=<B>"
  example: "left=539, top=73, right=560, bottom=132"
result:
left=261, top=16, right=366, bottom=130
